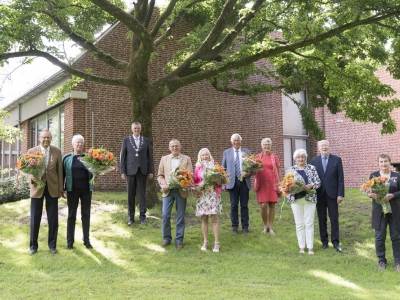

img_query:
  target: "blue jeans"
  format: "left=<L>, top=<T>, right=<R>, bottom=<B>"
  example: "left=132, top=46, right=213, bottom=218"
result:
left=162, top=189, right=187, bottom=244
left=228, top=178, right=249, bottom=229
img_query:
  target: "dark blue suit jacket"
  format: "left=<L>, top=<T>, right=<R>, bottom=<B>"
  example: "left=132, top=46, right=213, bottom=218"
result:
left=120, top=136, right=154, bottom=176
left=311, top=154, right=344, bottom=199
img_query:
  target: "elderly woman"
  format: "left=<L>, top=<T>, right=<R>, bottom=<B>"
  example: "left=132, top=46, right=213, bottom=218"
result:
left=286, top=149, right=321, bottom=254
left=367, top=154, right=400, bottom=270
left=194, top=148, right=223, bottom=252
left=63, top=134, right=93, bottom=249
left=255, top=138, right=280, bottom=235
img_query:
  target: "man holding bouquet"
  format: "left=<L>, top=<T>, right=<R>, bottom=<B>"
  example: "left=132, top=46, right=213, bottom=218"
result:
left=28, top=129, right=63, bottom=255
left=222, top=133, right=252, bottom=235
left=120, top=122, right=154, bottom=226
left=157, top=139, right=193, bottom=249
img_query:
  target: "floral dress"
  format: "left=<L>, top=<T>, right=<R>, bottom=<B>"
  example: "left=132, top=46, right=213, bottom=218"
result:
left=194, top=162, right=223, bottom=216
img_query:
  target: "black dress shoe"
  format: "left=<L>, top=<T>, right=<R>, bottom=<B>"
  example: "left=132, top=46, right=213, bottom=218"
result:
left=127, top=219, right=134, bottom=226
left=322, top=244, right=329, bottom=250
left=231, top=226, right=238, bottom=235
left=50, top=248, right=57, bottom=254
left=333, top=244, right=342, bottom=252
left=84, top=242, right=93, bottom=249
left=66, top=245, right=74, bottom=250
left=29, top=249, right=37, bottom=255
left=140, top=219, right=146, bottom=225
left=243, top=228, right=250, bottom=236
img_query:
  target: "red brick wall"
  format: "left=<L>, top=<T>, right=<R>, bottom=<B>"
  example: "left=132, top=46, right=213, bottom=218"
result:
left=313, top=69, right=400, bottom=188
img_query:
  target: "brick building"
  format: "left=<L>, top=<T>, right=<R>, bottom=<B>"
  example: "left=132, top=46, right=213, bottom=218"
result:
left=2, top=12, right=399, bottom=189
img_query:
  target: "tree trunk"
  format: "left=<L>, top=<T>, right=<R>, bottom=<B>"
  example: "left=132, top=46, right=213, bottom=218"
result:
left=129, top=87, right=160, bottom=208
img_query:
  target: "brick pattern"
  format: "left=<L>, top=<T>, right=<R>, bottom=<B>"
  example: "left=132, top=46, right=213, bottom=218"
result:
left=313, top=69, right=400, bottom=188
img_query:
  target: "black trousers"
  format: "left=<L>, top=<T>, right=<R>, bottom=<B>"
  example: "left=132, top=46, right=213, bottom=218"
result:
left=30, top=186, right=58, bottom=250
left=67, top=188, right=92, bottom=245
left=375, top=213, right=400, bottom=264
left=126, top=168, right=147, bottom=221
left=316, top=192, right=339, bottom=245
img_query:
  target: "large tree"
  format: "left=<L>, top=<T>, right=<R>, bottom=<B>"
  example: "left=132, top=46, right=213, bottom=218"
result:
left=1, top=0, right=400, bottom=202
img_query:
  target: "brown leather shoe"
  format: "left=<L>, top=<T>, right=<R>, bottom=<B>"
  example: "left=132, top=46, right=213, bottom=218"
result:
left=176, top=243, right=184, bottom=249
left=160, top=241, right=171, bottom=247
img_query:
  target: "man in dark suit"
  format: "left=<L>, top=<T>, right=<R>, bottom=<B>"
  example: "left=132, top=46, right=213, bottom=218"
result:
left=28, top=129, right=63, bottom=255
left=222, top=133, right=252, bottom=235
left=311, top=140, right=344, bottom=252
left=120, top=122, right=154, bottom=225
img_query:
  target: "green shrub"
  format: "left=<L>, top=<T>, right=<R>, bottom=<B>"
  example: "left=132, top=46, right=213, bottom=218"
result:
left=0, top=176, right=30, bottom=204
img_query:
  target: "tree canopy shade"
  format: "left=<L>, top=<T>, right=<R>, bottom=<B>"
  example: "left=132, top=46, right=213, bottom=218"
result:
left=1, top=0, right=400, bottom=139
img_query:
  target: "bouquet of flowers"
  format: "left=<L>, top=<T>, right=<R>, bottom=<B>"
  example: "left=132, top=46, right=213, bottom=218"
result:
left=361, top=176, right=391, bottom=214
left=79, top=147, right=117, bottom=184
left=280, top=171, right=316, bottom=197
left=16, top=152, right=46, bottom=188
left=203, top=163, right=230, bottom=187
left=239, top=153, right=263, bottom=181
left=165, top=167, right=194, bottom=192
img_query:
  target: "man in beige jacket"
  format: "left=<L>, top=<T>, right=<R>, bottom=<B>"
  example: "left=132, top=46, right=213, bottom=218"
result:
left=157, top=139, right=193, bottom=249
left=28, top=129, right=63, bottom=255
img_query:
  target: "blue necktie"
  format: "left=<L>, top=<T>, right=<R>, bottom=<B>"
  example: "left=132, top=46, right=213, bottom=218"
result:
left=323, top=156, right=327, bottom=173
left=235, top=150, right=241, bottom=178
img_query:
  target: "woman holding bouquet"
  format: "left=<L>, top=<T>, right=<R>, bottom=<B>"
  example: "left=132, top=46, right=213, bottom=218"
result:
left=194, top=148, right=223, bottom=252
left=286, top=149, right=321, bottom=255
left=367, top=154, right=400, bottom=270
left=255, top=138, right=280, bottom=235
left=63, top=134, right=94, bottom=249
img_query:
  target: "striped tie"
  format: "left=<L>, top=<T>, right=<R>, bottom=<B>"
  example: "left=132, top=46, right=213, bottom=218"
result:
left=235, top=150, right=241, bottom=178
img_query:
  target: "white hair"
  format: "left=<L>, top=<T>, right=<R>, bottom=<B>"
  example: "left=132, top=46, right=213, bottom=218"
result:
left=72, top=134, right=85, bottom=145
left=261, top=138, right=272, bottom=145
left=293, top=149, right=308, bottom=160
left=196, top=148, right=215, bottom=167
left=230, top=133, right=242, bottom=142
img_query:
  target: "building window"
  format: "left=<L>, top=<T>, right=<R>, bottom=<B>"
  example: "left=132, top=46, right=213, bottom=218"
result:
left=30, top=106, right=64, bottom=151
left=282, top=91, right=309, bottom=172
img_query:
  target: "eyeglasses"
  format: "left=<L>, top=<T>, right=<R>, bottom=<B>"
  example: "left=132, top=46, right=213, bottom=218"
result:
left=40, top=136, right=52, bottom=139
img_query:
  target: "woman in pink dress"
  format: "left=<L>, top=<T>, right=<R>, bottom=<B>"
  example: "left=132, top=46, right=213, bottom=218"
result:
left=194, top=148, right=223, bottom=252
left=254, top=138, right=281, bottom=235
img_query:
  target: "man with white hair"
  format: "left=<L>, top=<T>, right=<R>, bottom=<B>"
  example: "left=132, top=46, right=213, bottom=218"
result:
left=222, top=133, right=252, bottom=235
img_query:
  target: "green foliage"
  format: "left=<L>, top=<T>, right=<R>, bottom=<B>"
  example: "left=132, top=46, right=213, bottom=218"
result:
left=2, top=0, right=400, bottom=136
left=47, top=75, right=85, bottom=106
left=0, top=110, right=22, bottom=143
left=0, top=175, right=29, bottom=204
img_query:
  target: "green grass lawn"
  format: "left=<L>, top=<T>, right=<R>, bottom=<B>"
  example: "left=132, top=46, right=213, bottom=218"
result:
left=1, top=188, right=399, bottom=299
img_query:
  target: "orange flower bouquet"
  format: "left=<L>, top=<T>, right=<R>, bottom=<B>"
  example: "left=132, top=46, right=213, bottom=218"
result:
left=79, top=147, right=117, bottom=184
left=165, top=167, right=194, bottom=192
left=280, top=171, right=315, bottom=197
left=239, top=153, right=263, bottom=181
left=361, top=176, right=391, bottom=214
left=204, top=163, right=230, bottom=187
left=16, top=152, right=46, bottom=188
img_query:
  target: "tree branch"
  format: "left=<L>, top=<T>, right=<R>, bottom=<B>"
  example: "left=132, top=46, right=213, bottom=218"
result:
left=89, top=0, right=154, bottom=51
left=38, top=6, right=129, bottom=71
left=0, top=50, right=126, bottom=86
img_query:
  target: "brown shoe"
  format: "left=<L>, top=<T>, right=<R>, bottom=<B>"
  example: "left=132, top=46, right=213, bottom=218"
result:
left=176, top=243, right=184, bottom=249
left=161, top=241, right=171, bottom=247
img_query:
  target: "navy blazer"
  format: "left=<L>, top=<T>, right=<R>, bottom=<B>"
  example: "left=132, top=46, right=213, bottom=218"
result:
left=222, top=147, right=251, bottom=190
left=311, top=154, right=344, bottom=199
left=369, top=171, right=400, bottom=231
left=120, top=136, right=154, bottom=176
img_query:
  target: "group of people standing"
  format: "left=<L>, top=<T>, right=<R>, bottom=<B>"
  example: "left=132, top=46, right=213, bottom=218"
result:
left=27, top=125, right=400, bottom=271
